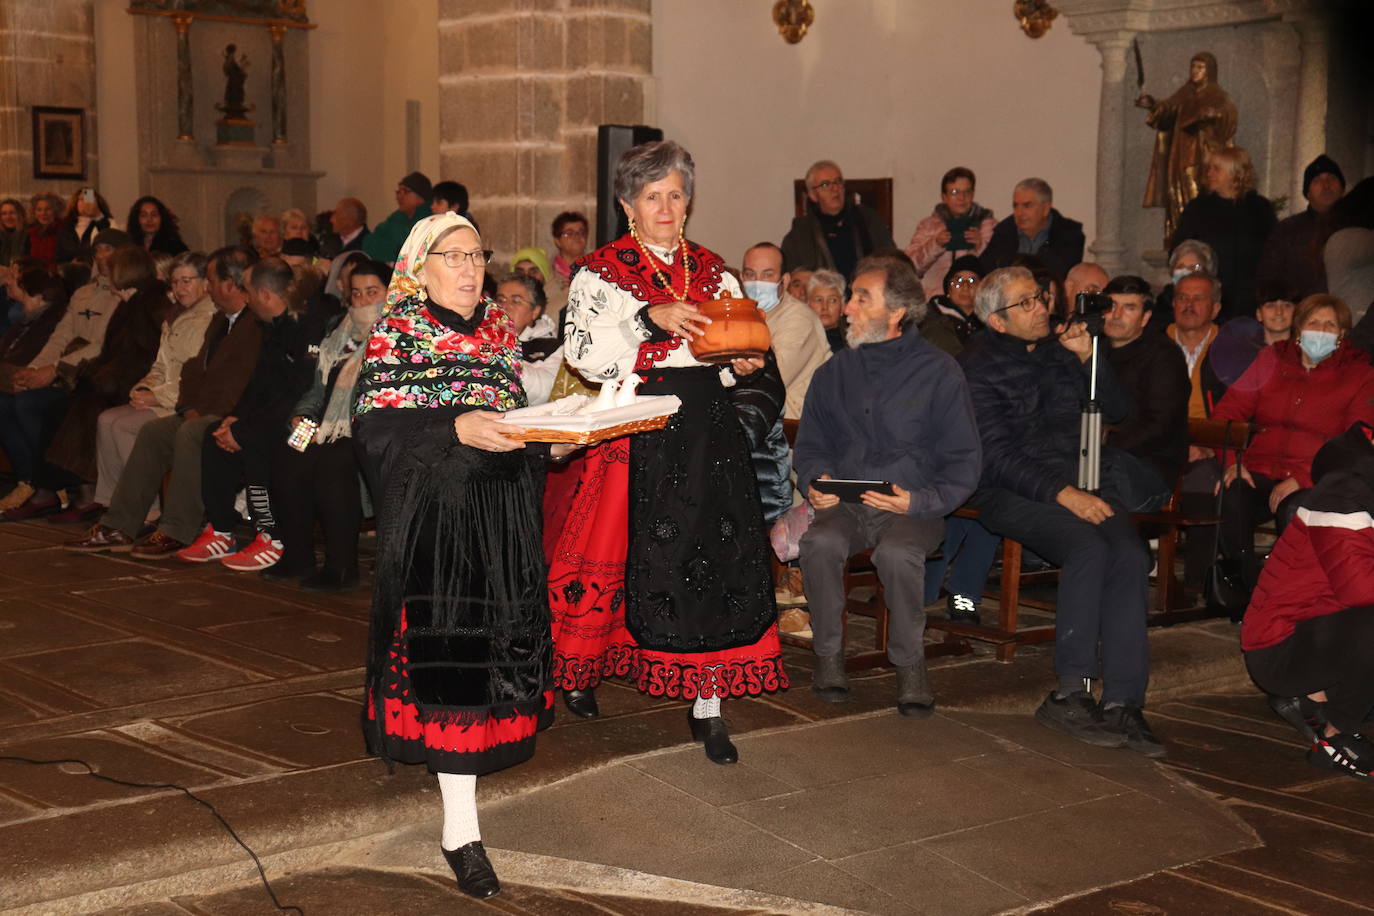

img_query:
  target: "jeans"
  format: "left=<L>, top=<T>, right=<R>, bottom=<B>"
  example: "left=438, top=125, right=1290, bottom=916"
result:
left=0, top=386, right=69, bottom=481
left=923, top=515, right=1000, bottom=604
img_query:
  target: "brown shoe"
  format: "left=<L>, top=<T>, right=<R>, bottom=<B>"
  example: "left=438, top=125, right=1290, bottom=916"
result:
left=129, top=530, right=186, bottom=559
left=66, top=524, right=135, bottom=553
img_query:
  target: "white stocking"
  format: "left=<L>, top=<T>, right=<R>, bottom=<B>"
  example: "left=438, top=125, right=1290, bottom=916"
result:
left=692, top=695, right=721, bottom=719
left=437, top=772, right=480, bottom=851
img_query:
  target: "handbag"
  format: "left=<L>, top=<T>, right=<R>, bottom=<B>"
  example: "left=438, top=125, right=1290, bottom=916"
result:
left=1201, top=421, right=1258, bottom=614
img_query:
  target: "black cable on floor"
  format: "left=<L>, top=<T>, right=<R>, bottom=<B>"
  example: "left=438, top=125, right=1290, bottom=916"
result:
left=0, top=755, right=304, bottom=914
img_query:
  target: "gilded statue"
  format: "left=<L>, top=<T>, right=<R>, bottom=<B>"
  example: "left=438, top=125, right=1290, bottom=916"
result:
left=1135, top=52, right=1237, bottom=243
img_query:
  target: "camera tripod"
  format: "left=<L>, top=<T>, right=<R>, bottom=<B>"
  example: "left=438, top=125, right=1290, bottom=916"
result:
left=1076, top=330, right=1103, bottom=494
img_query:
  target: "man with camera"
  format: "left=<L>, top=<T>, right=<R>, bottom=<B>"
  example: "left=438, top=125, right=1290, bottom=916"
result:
left=794, top=252, right=981, bottom=716
left=961, top=266, right=1163, bottom=757
left=1102, top=276, right=1190, bottom=512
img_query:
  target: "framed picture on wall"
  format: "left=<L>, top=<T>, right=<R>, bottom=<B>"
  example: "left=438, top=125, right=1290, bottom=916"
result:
left=32, top=107, right=86, bottom=180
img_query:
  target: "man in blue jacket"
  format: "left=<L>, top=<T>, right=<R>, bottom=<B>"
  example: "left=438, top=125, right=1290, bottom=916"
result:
left=962, top=266, right=1163, bottom=757
left=795, top=252, right=981, bottom=716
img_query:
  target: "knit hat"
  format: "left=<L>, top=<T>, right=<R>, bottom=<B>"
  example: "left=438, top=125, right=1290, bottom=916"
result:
left=1302, top=155, right=1344, bottom=198
left=1310, top=421, right=1374, bottom=486
left=92, top=228, right=134, bottom=250
left=399, top=171, right=433, bottom=199
left=943, top=254, right=984, bottom=294
left=511, top=246, right=553, bottom=284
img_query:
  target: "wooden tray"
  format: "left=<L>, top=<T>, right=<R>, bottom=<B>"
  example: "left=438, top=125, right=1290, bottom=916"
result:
left=500, top=413, right=672, bottom=444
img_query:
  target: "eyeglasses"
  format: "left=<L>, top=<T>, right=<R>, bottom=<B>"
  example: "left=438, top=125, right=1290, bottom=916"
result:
left=944, top=187, right=973, bottom=198
left=496, top=294, right=531, bottom=307
left=557, top=228, right=587, bottom=238
left=994, top=290, right=1049, bottom=315
left=810, top=178, right=844, bottom=192
left=949, top=276, right=977, bottom=288
left=428, top=248, right=492, bottom=268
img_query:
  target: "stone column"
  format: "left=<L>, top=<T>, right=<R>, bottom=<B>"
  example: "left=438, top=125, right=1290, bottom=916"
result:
left=173, top=14, right=194, bottom=140
left=269, top=23, right=288, bottom=144
left=437, top=0, right=652, bottom=257
left=1086, top=32, right=1134, bottom=275
left=1288, top=13, right=1331, bottom=205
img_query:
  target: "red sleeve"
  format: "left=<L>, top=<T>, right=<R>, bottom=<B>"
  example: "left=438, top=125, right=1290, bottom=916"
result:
left=1306, top=512, right=1374, bottom=608
left=1211, top=347, right=1271, bottom=467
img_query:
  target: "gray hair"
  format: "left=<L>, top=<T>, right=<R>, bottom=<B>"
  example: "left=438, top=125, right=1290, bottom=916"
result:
left=807, top=269, right=845, bottom=300
left=1174, top=269, right=1222, bottom=302
left=974, top=266, right=1034, bottom=324
left=499, top=271, right=547, bottom=312
left=805, top=159, right=842, bottom=187
left=853, top=253, right=927, bottom=326
left=170, top=250, right=208, bottom=279
left=614, top=140, right=695, bottom=206
left=1168, top=238, right=1218, bottom=276
left=1014, top=177, right=1053, bottom=203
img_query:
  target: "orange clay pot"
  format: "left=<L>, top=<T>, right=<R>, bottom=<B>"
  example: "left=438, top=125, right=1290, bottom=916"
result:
left=688, top=293, right=772, bottom=364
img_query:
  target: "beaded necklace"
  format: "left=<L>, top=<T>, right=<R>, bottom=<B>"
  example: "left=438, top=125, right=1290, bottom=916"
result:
left=630, top=220, right=691, bottom=302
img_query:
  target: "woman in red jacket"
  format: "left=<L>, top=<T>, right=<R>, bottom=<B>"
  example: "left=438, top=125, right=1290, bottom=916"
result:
left=1212, top=294, right=1374, bottom=580
left=1243, top=422, right=1374, bottom=778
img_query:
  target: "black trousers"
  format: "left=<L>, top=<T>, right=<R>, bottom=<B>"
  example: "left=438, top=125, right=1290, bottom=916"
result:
left=271, top=437, right=362, bottom=575
left=201, top=421, right=277, bottom=535
left=1245, top=606, right=1374, bottom=734
left=1220, top=473, right=1307, bottom=586
left=974, top=487, right=1151, bottom=705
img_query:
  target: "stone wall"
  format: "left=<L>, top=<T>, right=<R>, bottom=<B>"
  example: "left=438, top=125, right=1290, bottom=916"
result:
left=436, top=0, right=651, bottom=258
left=0, top=0, right=98, bottom=203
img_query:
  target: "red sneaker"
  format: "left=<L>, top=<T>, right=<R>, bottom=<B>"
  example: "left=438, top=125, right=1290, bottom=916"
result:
left=177, top=524, right=236, bottom=563
left=220, top=532, right=284, bottom=571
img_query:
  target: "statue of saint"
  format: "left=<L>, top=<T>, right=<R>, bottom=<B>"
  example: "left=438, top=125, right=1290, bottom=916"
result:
left=218, top=43, right=251, bottom=120
left=1135, top=52, right=1237, bottom=243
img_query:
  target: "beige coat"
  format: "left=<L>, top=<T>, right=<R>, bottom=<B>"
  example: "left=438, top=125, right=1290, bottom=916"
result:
left=765, top=292, right=831, bottom=420
left=28, top=275, right=121, bottom=372
left=135, top=295, right=217, bottom=416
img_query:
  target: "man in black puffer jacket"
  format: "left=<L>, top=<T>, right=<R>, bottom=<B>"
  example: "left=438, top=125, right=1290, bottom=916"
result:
left=962, top=266, right=1163, bottom=757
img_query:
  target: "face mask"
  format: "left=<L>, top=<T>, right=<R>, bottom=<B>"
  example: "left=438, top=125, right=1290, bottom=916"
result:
left=1299, top=329, right=1339, bottom=364
left=1172, top=267, right=1198, bottom=284
left=743, top=280, right=781, bottom=312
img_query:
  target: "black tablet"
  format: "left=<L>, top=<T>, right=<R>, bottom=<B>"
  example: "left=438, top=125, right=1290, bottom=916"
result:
left=811, top=479, right=894, bottom=502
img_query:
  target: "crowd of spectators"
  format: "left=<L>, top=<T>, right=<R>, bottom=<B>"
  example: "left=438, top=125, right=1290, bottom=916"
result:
left=2, top=145, right=1373, bottom=775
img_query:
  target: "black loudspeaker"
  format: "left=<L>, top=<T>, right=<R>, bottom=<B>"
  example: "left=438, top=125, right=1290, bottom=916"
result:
left=596, top=124, right=664, bottom=247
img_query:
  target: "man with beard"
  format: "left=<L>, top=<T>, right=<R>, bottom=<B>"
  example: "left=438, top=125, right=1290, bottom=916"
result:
left=794, top=253, right=980, bottom=716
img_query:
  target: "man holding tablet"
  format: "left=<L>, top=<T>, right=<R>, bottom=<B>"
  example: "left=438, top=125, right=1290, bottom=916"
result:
left=794, top=252, right=981, bottom=716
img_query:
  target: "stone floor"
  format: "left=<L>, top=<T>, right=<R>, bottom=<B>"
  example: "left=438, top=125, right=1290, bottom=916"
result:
left=0, top=515, right=1369, bottom=915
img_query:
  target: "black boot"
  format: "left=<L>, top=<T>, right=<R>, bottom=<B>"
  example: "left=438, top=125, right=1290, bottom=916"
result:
left=442, top=840, right=501, bottom=899
left=563, top=688, right=599, bottom=719
left=811, top=652, right=850, bottom=703
left=688, top=710, right=738, bottom=765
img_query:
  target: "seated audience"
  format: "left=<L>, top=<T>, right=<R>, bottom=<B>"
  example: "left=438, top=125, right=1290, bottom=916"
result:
left=281, top=207, right=319, bottom=255
left=0, top=269, right=68, bottom=390
left=550, top=211, right=589, bottom=289
left=1211, top=294, right=1374, bottom=591
left=806, top=268, right=847, bottom=352
left=1149, top=238, right=1218, bottom=335
left=1171, top=146, right=1276, bottom=322
left=1166, top=272, right=1223, bottom=418
left=66, top=247, right=262, bottom=556
left=25, top=192, right=64, bottom=266
left=127, top=196, right=188, bottom=256
left=1, top=199, right=27, bottom=266
left=795, top=253, right=980, bottom=715
left=1242, top=422, right=1374, bottom=779
left=740, top=241, right=830, bottom=419
left=962, top=266, right=1162, bottom=756
left=251, top=214, right=283, bottom=259
left=924, top=255, right=984, bottom=345
left=1206, top=287, right=1295, bottom=390
left=1063, top=262, right=1109, bottom=313
left=496, top=272, right=559, bottom=406
left=786, top=269, right=812, bottom=304
left=431, top=181, right=477, bottom=232
left=184, top=259, right=319, bottom=571
left=89, top=251, right=216, bottom=516
left=782, top=159, right=894, bottom=278
left=980, top=178, right=1085, bottom=282
left=273, top=261, right=388, bottom=590
left=364, top=172, right=432, bottom=264
left=22, top=249, right=167, bottom=522
left=1257, top=155, right=1344, bottom=302
left=903, top=167, right=996, bottom=300
left=56, top=187, right=116, bottom=263
left=1102, top=275, right=1189, bottom=511
left=511, top=245, right=564, bottom=317
left=329, top=197, right=370, bottom=255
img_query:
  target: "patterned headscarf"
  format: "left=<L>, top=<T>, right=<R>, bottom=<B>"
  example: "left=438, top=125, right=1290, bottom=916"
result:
left=386, top=212, right=482, bottom=310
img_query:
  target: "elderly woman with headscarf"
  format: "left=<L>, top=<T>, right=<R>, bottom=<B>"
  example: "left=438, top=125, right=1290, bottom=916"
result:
left=549, top=140, right=788, bottom=764
left=353, top=213, right=568, bottom=900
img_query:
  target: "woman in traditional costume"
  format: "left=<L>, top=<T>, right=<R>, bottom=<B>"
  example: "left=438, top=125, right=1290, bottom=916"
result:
left=550, top=140, right=788, bottom=765
left=354, top=212, right=566, bottom=899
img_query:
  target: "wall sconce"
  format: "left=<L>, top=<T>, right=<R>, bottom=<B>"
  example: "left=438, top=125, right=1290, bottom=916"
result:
left=1014, top=0, right=1058, bottom=38
left=773, top=0, right=814, bottom=44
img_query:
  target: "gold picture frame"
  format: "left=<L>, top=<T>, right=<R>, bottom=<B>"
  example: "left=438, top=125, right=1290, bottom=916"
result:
left=32, top=106, right=86, bottom=180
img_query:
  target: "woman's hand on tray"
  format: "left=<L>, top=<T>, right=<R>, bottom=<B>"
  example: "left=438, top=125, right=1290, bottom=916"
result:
left=456, top=410, right=526, bottom=452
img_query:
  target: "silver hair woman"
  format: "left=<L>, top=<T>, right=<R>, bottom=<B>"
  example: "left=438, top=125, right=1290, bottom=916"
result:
left=550, top=139, right=789, bottom=765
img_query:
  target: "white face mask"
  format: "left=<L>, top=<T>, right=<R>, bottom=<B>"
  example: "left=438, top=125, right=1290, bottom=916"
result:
left=743, top=279, right=781, bottom=312
left=1172, top=266, right=1202, bottom=284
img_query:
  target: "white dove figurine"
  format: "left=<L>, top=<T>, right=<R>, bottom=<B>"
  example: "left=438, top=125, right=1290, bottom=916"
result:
left=613, top=373, right=641, bottom=407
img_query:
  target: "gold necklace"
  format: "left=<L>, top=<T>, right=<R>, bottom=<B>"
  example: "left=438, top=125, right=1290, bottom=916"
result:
left=630, top=220, right=691, bottom=302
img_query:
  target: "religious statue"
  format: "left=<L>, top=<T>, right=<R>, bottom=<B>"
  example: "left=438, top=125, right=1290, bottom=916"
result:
left=1135, top=52, right=1237, bottom=243
left=216, top=43, right=253, bottom=121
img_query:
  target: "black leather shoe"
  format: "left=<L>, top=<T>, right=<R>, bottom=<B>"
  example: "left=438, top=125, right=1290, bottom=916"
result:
left=442, top=841, right=501, bottom=899
left=563, top=688, right=599, bottom=719
left=300, top=566, right=360, bottom=592
left=259, top=565, right=312, bottom=583
left=688, top=711, right=738, bottom=765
